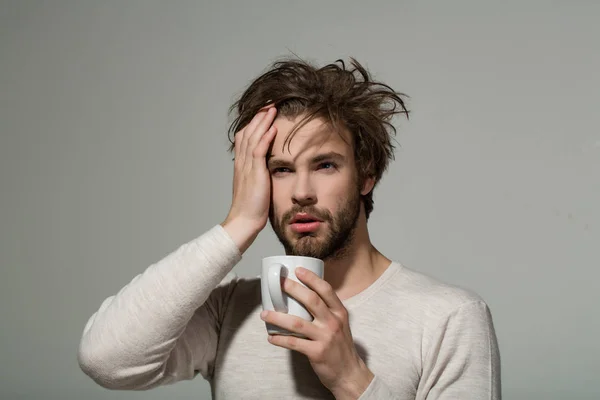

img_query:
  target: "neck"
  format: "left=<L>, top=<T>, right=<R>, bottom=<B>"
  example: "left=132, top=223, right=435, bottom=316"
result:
left=323, top=215, right=391, bottom=301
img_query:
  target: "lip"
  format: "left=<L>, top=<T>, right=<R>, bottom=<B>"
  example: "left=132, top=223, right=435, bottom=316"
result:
left=290, top=221, right=322, bottom=233
left=289, top=213, right=323, bottom=224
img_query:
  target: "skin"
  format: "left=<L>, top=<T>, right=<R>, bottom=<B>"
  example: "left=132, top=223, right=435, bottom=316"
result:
left=221, top=105, right=392, bottom=399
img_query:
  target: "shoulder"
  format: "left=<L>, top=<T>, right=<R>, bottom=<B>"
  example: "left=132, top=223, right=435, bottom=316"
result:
left=389, top=262, right=492, bottom=322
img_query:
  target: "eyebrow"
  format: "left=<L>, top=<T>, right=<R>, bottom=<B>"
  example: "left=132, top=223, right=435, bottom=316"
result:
left=267, top=151, right=347, bottom=168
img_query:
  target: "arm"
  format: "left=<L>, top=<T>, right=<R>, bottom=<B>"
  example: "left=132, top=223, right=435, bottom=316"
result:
left=416, top=300, right=502, bottom=399
left=356, top=301, right=501, bottom=400
left=77, top=224, right=243, bottom=390
left=78, top=104, right=278, bottom=390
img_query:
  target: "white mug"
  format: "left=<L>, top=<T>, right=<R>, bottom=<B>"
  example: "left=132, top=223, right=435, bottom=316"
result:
left=261, top=255, right=325, bottom=337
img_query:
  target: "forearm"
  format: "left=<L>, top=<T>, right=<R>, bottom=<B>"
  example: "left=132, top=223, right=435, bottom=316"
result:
left=77, top=224, right=241, bottom=388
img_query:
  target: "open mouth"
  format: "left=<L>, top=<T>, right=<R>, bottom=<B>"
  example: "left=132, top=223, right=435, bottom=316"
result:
left=294, top=218, right=318, bottom=223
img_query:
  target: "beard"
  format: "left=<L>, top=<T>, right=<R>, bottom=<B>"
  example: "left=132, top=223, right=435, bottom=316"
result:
left=269, top=188, right=362, bottom=261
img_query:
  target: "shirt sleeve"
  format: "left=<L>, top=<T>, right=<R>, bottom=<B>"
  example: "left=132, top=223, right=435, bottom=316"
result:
left=77, top=224, right=242, bottom=390
left=357, top=375, right=413, bottom=399
left=417, top=300, right=502, bottom=399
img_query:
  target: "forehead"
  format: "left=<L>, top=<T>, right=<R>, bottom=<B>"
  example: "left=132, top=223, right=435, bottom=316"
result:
left=269, top=115, right=353, bottom=161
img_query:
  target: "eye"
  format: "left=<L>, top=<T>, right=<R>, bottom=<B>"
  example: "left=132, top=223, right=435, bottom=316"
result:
left=318, top=162, right=337, bottom=170
left=271, top=167, right=291, bottom=175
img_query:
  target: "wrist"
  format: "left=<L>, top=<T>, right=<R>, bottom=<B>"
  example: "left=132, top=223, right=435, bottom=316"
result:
left=220, top=216, right=262, bottom=254
left=331, top=360, right=374, bottom=400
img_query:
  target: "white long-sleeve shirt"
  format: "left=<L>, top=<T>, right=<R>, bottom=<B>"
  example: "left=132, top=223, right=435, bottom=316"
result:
left=78, top=224, right=501, bottom=399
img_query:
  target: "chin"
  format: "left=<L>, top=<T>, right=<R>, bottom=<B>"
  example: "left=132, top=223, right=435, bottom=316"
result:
left=291, top=232, right=321, bottom=243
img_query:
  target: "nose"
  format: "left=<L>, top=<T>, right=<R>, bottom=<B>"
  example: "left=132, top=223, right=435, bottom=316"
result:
left=291, top=173, right=317, bottom=206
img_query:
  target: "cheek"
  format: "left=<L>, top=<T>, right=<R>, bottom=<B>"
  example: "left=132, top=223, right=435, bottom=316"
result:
left=326, top=173, right=354, bottom=195
left=270, top=181, right=291, bottom=213
left=317, top=179, right=353, bottom=209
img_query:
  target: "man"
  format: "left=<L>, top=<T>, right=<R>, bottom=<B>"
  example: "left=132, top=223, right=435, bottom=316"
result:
left=78, top=57, right=501, bottom=399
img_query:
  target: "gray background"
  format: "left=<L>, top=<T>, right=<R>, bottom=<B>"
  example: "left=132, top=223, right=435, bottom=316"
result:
left=1, top=1, right=598, bottom=399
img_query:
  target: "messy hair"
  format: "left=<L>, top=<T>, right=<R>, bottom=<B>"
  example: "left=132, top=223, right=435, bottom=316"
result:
left=227, top=56, right=409, bottom=219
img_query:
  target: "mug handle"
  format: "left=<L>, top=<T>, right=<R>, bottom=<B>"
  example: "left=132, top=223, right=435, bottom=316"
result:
left=268, top=263, right=288, bottom=313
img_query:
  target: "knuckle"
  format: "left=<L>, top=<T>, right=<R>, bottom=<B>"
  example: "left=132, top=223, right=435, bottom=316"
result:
left=338, top=307, right=349, bottom=321
left=309, top=292, right=322, bottom=309
left=328, top=318, right=342, bottom=335
left=287, top=335, right=298, bottom=349
left=321, top=281, right=333, bottom=294
left=292, top=318, right=304, bottom=331
left=252, top=147, right=262, bottom=158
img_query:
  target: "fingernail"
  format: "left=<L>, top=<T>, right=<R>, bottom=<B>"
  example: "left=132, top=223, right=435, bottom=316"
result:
left=260, top=310, right=268, bottom=319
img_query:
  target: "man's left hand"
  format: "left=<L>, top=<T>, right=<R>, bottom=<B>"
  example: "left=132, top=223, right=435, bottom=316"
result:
left=260, top=267, right=374, bottom=399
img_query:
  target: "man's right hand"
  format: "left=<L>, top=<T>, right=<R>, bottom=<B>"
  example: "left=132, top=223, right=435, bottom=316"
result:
left=221, top=105, right=278, bottom=254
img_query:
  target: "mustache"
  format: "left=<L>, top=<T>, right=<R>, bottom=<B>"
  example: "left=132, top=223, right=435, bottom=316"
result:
left=282, top=206, right=332, bottom=224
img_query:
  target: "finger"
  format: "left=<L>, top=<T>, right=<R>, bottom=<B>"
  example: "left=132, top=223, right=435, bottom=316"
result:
left=282, top=277, right=331, bottom=322
left=239, top=109, right=269, bottom=161
left=260, top=310, right=320, bottom=340
left=252, top=125, right=277, bottom=160
left=267, top=333, right=314, bottom=357
left=246, top=107, right=277, bottom=157
left=233, top=129, right=245, bottom=164
left=245, top=107, right=271, bottom=134
left=259, top=102, right=275, bottom=112
left=246, top=106, right=276, bottom=155
left=295, top=268, right=345, bottom=311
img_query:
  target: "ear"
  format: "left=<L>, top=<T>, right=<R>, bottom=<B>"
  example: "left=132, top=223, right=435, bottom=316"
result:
left=360, top=175, right=376, bottom=196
